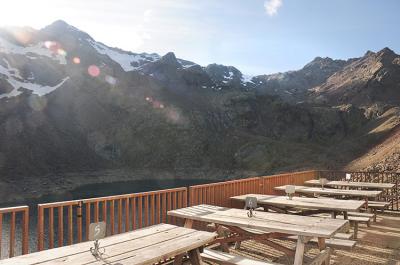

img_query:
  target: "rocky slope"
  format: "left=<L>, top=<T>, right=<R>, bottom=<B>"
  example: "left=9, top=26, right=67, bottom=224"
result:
left=0, top=20, right=399, bottom=202
left=310, top=48, right=400, bottom=107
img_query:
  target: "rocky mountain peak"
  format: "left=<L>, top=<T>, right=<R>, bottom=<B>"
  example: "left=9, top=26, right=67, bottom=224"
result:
left=40, top=20, right=93, bottom=42
left=160, top=52, right=179, bottom=66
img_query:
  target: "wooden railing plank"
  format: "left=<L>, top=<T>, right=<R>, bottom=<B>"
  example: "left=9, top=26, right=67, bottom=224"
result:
left=58, top=206, right=63, bottom=247
left=49, top=207, right=54, bottom=249
left=9, top=212, right=15, bottom=258
left=68, top=205, right=73, bottom=245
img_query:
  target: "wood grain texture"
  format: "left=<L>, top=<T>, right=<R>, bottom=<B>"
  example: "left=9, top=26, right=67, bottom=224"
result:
left=168, top=205, right=348, bottom=238
left=231, top=194, right=365, bottom=212
left=0, top=224, right=215, bottom=265
left=305, top=180, right=394, bottom=189
left=274, top=185, right=382, bottom=198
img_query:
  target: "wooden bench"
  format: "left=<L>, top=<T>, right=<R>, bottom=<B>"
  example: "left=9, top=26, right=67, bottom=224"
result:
left=201, top=248, right=332, bottom=265
left=337, top=215, right=370, bottom=239
left=347, top=212, right=374, bottom=224
left=367, top=201, right=390, bottom=222
left=228, top=227, right=355, bottom=250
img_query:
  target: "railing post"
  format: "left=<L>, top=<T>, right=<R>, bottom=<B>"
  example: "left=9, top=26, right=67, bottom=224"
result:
left=77, top=201, right=82, bottom=243
left=22, top=207, right=29, bottom=255
left=37, top=205, right=44, bottom=251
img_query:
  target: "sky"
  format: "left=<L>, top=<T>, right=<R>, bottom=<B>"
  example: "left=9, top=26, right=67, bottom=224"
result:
left=0, top=0, right=399, bottom=75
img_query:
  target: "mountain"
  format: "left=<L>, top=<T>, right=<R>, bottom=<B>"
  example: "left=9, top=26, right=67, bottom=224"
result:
left=251, top=57, right=352, bottom=103
left=310, top=48, right=400, bottom=107
left=0, top=20, right=399, bottom=203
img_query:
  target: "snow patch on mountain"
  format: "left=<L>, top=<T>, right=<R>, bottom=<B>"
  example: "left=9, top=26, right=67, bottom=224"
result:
left=225, top=71, right=234, bottom=80
left=89, top=40, right=160, bottom=71
left=0, top=60, right=69, bottom=98
left=177, top=59, right=197, bottom=69
left=241, top=74, right=254, bottom=84
left=0, top=37, right=66, bottom=64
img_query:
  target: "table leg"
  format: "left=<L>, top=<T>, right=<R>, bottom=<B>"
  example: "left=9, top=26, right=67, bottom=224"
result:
left=343, top=211, right=348, bottom=220
left=174, top=219, right=194, bottom=265
left=294, top=236, right=306, bottom=265
left=365, top=197, right=369, bottom=211
left=184, top=219, right=194, bottom=228
left=188, top=248, right=203, bottom=265
left=331, top=211, right=337, bottom=219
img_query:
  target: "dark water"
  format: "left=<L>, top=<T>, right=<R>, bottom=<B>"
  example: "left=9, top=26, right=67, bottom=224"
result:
left=0, top=178, right=216, bottom=258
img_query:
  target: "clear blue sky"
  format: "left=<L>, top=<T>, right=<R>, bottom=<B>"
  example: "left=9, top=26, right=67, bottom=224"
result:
left=1, top=0, right=399, bottom=75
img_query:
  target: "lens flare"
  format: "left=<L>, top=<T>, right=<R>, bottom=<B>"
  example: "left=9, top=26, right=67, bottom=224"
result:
left=105, top=75, right=117, bottom=85
left=73, top=57, right=81, bottom=64
left=88, top=65, right=100, bottom=77
left=57, top=48, right=67, bottom=56
left=44, top=41, right=60, bottom=53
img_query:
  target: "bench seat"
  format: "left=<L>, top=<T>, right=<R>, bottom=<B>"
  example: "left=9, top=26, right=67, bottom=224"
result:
left=201, top=248, right=332, bottom=265
left=331, top=232, right=353, bottom=240
left=366, top=201, right=390, bottom=222
left=201, top=249, right=281, bottom=265
left=347, top=212, right=374, bottom=219
left=286, top=236, right=356, bottom=249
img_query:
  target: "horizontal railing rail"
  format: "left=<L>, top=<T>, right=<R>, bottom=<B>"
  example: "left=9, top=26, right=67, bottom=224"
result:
left=261, top=170, right=318, bottom=195
left=37, top=187, right=187, bottom=251
left=0, top=206, right=29, bottom=259
left=189, top=177, right=262, bottom=207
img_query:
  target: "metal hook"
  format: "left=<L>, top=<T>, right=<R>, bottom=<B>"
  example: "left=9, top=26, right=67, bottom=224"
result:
left=90, top=240, right=106, bottom=257
left=247, top=208, right=255, bottom=218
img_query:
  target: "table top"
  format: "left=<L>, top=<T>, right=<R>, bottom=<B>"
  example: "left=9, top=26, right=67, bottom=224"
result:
left=0, top=224, right=216, bottom=265
left=231, top=194, right=365, bottom=212
left=168, top=204, right=348, bottom=238
left=305, top=179, right=395, bottom=189
left=274, top=185, right=382, bottom=198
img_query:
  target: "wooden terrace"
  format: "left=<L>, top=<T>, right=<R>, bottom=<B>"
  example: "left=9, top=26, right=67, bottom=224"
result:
left=0, top=170, right=398, bottom=264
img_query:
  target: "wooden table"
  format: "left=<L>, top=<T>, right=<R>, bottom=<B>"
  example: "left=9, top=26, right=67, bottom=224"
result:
left=274, top=185, right=382, bottom=208
left=168, top=204, right=348, bottom=265
left=0, top=223, right=216, bottom=265
left=231, top=194, right=365, bottom=219
left=305, top=179, right=395, bottom=190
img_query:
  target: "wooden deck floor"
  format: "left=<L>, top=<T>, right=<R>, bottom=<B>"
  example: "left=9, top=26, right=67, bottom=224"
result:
left=198, top=213, right=400, bottom=265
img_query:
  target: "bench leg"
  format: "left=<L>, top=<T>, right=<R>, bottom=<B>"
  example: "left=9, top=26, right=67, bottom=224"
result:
left=215, top=225, right=230, bottom=253
left=317, top=237, right=329, bottom=265
left=353, top=221, right=358, bottom=239
left=373, top=209, right=377, bottom=222
left=188, top=248, right=203, bottom=265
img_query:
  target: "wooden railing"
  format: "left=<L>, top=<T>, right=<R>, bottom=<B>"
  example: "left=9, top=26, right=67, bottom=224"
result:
left=188, top=171, right=318, bottom=207
left=318, top=170, right=400, bottom=211
left=189, top=177, right=262, bottom=207
left=37, top=187, right=187, bottom=251
left=261, top=170, right=318, bottom=195
left=0, top=206, right=29, bottom=258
